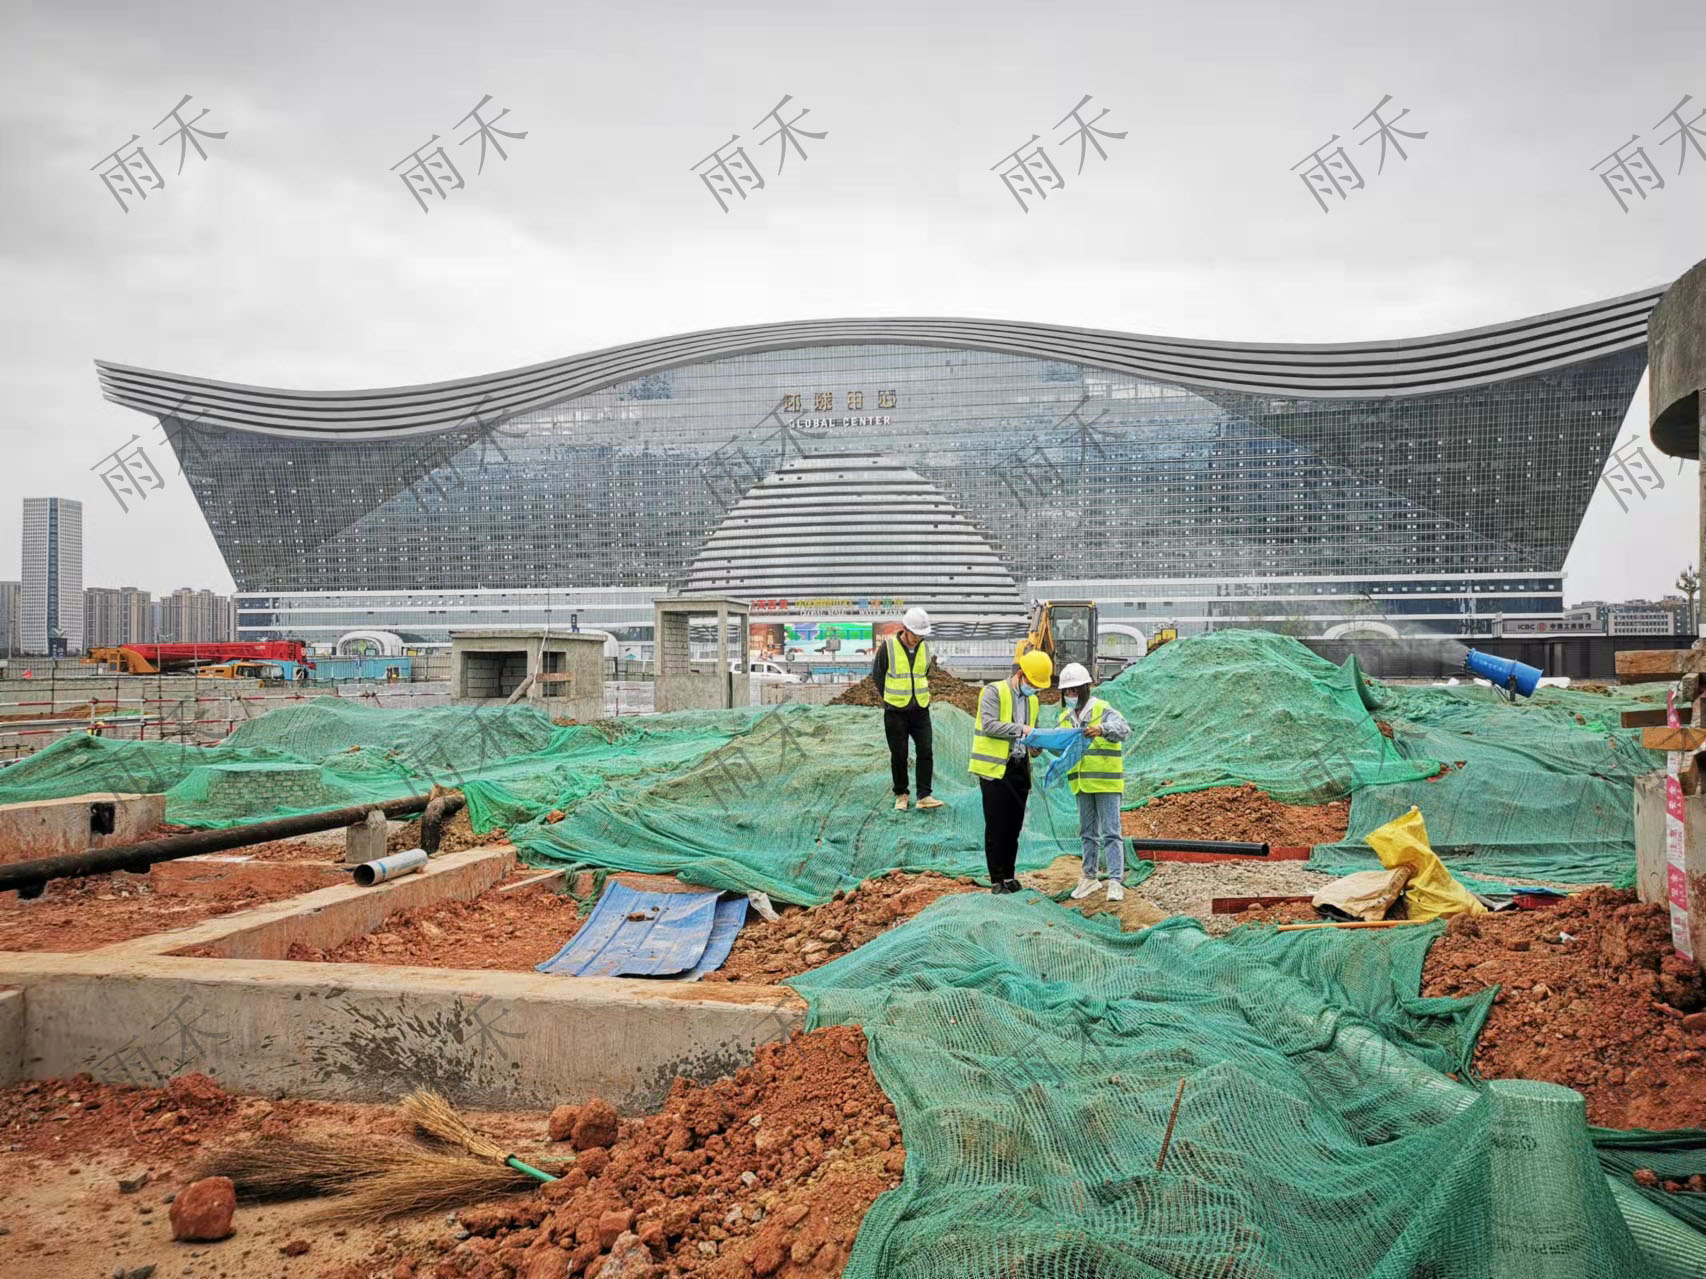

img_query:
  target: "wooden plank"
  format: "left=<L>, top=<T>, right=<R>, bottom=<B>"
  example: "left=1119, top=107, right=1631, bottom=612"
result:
left=1614, top=649, right=1706, bottom=683
left=535, top=672, right=576, bottom=684
left=1641, top=725, right=1706, bottom=751
left=1210, top=894, right=1316, bottom=915
left=1621, top=707, right=1673, bottom=728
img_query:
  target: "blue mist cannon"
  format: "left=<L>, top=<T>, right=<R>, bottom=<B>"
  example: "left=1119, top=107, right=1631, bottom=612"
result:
left=1464, top=649, right=1543, bottom=700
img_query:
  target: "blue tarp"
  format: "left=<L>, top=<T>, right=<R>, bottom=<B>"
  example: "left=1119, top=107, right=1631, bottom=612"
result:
left=537, top=881, right=734, bottom=977
left=679, top=896, right=750, bottom=981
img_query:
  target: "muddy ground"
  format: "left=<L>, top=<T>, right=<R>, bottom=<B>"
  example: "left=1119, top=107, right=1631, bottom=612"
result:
left=289, top=879, right=583, bottom=970
left=1421, top=888, right=1706, bottom=1129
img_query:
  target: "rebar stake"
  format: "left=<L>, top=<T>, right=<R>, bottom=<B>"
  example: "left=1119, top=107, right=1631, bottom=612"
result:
left=1156, top=1077, right=1187, bottom=1172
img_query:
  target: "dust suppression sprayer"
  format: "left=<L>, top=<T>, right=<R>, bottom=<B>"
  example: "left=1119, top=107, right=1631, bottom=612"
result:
left=1463, top=649, right=1543, bottom=700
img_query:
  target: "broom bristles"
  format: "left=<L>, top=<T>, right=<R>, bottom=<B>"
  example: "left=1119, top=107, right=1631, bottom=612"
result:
left=400, top=1087, right=508, bottom=1163
left=193, top=1138, right=402, bottom=1202
left=306, top=1148, right=536, bottom=1225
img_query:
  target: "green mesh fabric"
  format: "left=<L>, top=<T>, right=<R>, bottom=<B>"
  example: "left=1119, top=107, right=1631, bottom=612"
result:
left=510, top=703, right=1090, bottom=902
left=1088, top=630, right=1657, bottom=885
left=793, top=895, right=1653, bottom=1278
left=1307, top=681, right=1659, bottom=885
left=0, top=701, right=1089, bottom=904
left=0, top=633, right=1661, bottom=894
left=1095, top=630, right=1432, bottom=804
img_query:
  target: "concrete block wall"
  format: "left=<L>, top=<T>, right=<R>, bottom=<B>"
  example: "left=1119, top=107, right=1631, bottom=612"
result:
left=0, top=793, right=166, bottom=861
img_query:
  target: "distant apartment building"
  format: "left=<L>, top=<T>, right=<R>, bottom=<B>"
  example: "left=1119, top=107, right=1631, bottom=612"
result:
left=158, top=587, right=234, bottom=644
left=83, top=586, right=154, bottom=649
left=20, top=497, right=83, bottom=656
left=0, top=581, right=20, bottom=655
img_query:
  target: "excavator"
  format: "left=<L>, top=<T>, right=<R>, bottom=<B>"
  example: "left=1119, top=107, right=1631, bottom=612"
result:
left=1014, top=600, right=1101, bottom=683
left=1015, top=601, right=1177, bottom=683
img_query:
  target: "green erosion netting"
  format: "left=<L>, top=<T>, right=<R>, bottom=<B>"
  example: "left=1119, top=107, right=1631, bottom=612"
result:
left=0, top=631, right=1663, bottom=895
left=794, top=894, right=1655, bottom=1278
left=0, top=700, right=1090, bottom=904
left=1092, top=631, right=1660, bottom=886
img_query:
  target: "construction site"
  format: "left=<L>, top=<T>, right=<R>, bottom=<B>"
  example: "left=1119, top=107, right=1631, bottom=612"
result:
left=4, top=38, right=1706, bottom=1265
left=1, top=603, right=1704, bottom=1277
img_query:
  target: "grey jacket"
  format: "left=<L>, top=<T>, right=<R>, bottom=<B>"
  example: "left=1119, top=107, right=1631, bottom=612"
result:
left=1060, top=696, right=1131, bottom=742
left=978, top=680, right=1035, bottom=759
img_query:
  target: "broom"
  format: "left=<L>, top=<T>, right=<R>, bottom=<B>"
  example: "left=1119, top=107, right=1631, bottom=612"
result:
left=400, top=1088, right=561, bottom=1184
left=196, top=1136, right=546, bottom=1222
left=304, top=1147, right=540, bottom=1225
left=194, top=1137, right=400, bottom=1201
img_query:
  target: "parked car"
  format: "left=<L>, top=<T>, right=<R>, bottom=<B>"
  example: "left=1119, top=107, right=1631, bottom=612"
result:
left=735, top=659, right=801, bottom=683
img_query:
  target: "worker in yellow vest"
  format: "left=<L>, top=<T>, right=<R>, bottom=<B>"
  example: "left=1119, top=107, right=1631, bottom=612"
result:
left=873, top=608, right=942, bottom=811
left=970, top=649, right=1051, bottom=893
left=1058, top=663, right=1132, bottom=901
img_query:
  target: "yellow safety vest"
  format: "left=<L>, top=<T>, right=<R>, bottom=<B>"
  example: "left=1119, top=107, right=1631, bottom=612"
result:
left=1057, top=697, right=1124, bottom=794
left=882, top=636, right=930, bottom=708
left=969, top=679, right=1038, bottom=779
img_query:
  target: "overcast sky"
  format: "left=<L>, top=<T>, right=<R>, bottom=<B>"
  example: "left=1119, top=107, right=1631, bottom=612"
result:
left=2, top=0, right=1702, bottom=603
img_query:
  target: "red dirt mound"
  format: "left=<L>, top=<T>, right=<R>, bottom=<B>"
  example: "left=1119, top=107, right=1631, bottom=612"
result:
left=463, top=1026, right=903, bottom=1278
left=1421, top=888, right=1706, bottom=1128
left=1123, top=784, right=1350, bottom=847
left=706, top=871, right=980, bottom=984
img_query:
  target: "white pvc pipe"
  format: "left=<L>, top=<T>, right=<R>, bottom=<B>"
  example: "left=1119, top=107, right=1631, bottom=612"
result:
left=353, top=847, right=428, bottom=887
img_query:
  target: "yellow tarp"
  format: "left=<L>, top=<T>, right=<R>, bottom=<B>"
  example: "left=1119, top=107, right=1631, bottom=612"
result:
left=1364, top=806, right=1486, bottom=921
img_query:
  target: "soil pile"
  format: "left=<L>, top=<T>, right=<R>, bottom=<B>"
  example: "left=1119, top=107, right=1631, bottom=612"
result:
left=706, top=871, right=979, bottom=984
left=463, top=1026, right=903, bottom=1279
left=1123, top=784, right=1350, bottom=846
left=1421, top=888, right=1706, bottom=1128
left=289, top=883, right=581, bottom=970
left=0, top=1071, right=246, bottom=1163
left=0, top=872, right=306, bottom=952
left=388, top=806, right=508, bottom=855
left=830, top=662, right=983, bottom=715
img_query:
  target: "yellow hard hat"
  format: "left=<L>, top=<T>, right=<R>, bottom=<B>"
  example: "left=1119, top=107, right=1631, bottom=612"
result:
left=1018, top=650, right=1053, bottom=687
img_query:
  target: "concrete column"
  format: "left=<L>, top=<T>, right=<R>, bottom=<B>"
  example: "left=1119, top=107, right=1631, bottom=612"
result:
left=344, top=808, right=387, bottom=864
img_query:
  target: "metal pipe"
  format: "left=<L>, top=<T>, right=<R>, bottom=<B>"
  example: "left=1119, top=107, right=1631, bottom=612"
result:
left=0, top=792, right=439, bottom=898
left=352, top=847, right=428, bottom=886
left=1127, top=837, right=1271, bottom=856
left=419, top=792, right=468, bottom=855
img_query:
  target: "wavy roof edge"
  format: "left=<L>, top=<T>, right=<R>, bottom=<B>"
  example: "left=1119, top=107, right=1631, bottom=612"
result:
left=95, top=287, right=1663, bottom=437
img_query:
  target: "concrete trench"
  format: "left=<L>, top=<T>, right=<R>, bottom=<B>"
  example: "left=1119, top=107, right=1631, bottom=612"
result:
left=0, top=844, right=806, bottom=1112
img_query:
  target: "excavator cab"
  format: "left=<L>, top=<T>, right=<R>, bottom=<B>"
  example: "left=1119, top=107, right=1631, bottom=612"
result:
left=1015, top=600, right=1098, bottom=685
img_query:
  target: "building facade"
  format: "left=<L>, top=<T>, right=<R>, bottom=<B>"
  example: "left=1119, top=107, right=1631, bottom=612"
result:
left=97, top=289, right=1658, bottom=647
left=84, top=585, right=155, bottom=649
left=19, top=497, right=83, bottom=656
left=0, top=581, right=20, bottom=656
left=158, top=587, right=234, bottom=645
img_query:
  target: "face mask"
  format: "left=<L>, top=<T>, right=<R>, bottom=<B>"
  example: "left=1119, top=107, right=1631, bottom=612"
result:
left=1017, top=680, right=1037, bottom=697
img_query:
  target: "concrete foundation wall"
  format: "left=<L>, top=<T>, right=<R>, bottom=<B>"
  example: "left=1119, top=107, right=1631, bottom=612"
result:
left=760, top=682, right=847, bottom=705
left=0, top=988, right=22, bottom=1086
left=0, top=792, right=165, bottom=861
left=1, top=954, right=804, bottom=1111
left=658, top=673, right=750, bottom=710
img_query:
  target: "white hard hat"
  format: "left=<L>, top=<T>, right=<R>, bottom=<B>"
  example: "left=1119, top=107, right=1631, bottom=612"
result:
left=1058, top=662, right=1092, bottom=689
left=901, top=607, right=932, bottom=637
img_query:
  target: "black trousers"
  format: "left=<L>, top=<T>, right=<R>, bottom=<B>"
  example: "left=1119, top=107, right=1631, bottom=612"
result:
left=980, top=755, right=1031, bottom=884
left=883, top=704, right=934, bottom=797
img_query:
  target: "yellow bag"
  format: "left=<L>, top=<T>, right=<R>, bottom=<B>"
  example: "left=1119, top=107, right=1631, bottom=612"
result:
left=1363, top=806, right=1486, bottom=922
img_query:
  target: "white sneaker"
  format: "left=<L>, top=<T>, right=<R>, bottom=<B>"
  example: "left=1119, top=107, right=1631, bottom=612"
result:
left=1069, top=876, right=1100, bottom=900
left=1107, top=881, right=1126, bottom=902
left=895, top=794, right=909, bottom=811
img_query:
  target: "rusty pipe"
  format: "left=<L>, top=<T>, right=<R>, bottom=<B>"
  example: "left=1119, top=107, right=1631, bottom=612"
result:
left=0, top=792, right=439, bottom=898
left=419, top=792, right=467, bottom=855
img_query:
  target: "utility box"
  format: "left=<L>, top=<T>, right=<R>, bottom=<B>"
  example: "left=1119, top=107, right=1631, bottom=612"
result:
left=653, top=597, right=750, bottom=712
left=449, top=629, right=605, bottom=722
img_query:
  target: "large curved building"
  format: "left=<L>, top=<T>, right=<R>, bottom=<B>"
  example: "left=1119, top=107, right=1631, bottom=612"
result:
left=96, top=288, right=1660, bottom=647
